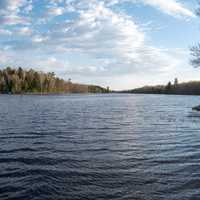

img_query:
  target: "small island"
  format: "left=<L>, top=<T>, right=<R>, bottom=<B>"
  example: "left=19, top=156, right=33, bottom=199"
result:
left=0, top=67, right=110, bottom=94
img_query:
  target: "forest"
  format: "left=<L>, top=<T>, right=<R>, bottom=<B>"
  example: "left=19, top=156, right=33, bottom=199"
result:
left=0, top=67, right=109, bottom=94
left=122, top=78, right=200, bottom=96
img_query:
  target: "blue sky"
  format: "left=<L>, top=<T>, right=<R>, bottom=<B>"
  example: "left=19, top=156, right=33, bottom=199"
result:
left=0, top=0, right=199, bottom=89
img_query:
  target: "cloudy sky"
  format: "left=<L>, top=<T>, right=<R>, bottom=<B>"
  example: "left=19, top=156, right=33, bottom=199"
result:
left=0, top=0, right=199, bottom=89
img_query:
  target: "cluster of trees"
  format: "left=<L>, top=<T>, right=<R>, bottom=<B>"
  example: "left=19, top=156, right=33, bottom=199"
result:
left=123, top=78, right=200, bottom=95
left=0, top=67, right=109, bottom=94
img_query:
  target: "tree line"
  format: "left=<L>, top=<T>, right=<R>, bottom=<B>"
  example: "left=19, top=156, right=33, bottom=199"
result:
left=122, top=78, right=200, bottom=95
left=0, top=67, right=109, bottom=94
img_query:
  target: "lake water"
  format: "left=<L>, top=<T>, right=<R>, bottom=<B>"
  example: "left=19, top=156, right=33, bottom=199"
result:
left=1, top=94, right=200, bottom=200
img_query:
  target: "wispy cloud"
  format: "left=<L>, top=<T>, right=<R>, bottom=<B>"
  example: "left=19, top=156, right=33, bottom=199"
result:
left=0, top=0, right=31, bottom=25
left=141, top=0, right=195, bottom=18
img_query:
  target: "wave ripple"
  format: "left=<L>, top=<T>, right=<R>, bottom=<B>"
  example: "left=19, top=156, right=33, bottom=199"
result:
left=0, top=94, right=200, bottom=200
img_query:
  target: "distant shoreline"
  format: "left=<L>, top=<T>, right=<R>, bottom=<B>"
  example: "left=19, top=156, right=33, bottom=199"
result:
left=118, top=80, right=200, bottom=96
left=117, top=92, right=200, bottom=96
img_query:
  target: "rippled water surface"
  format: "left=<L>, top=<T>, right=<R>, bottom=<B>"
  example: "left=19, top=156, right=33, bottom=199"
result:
left=1, top=94, right=200, bottom=200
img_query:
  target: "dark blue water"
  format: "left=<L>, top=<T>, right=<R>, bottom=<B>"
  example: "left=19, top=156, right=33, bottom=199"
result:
left=1, top=94, right=200, bottom=200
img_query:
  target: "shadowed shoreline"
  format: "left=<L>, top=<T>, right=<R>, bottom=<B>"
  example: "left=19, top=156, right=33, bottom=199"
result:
left=119, top=79, right=200, bottom=96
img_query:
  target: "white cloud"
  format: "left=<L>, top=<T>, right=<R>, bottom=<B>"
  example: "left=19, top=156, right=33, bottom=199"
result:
left=23, top=3, right=33, bottom=14
left=0, top=0, right=26, bottom=13
left=0, top=29, right=12, bottom=35
left=0, top=0, right=188, bottom=74
left=0, top=0, right=194, bottom=89
left=104, top=0, right=195, bottom=18
left=42, top=2, right=180, bottom=75
left=46, top=7, right=65, bottom=16
left=0, top=15, right=29, bottom=25
left=32, top=35, right=48, bottom=43
left=141, top=0, right=195, bottom=18
left=0, top=0, right=31, bottom=25
left=18, top=26, right=32, bottom=35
